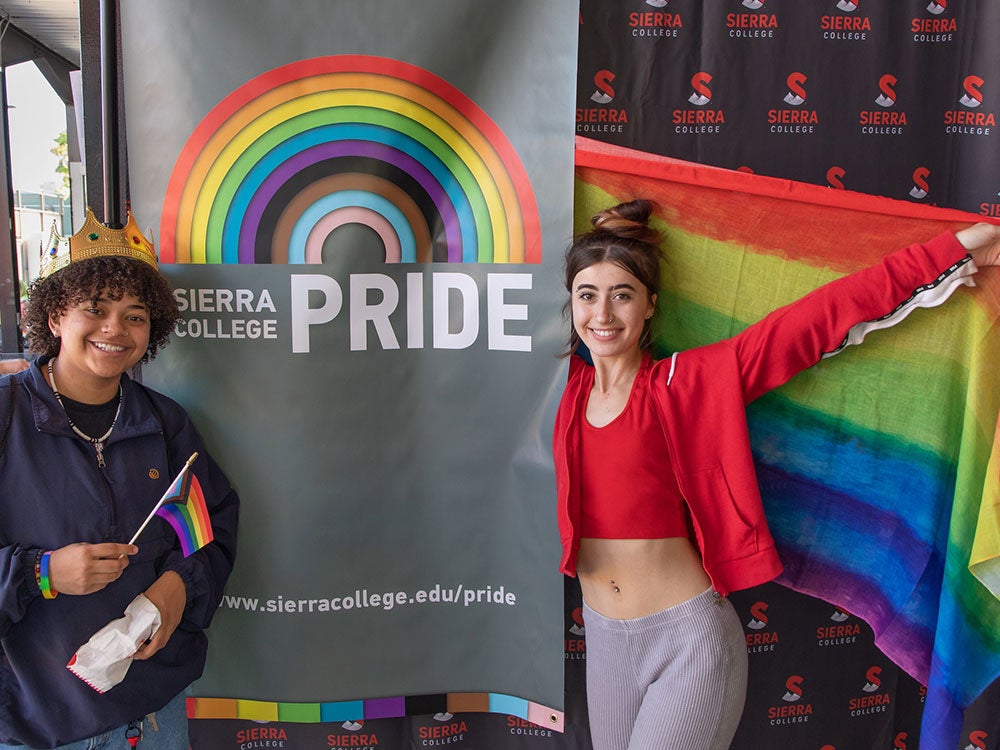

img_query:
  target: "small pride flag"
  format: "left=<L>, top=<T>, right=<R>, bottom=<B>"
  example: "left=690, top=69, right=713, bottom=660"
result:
left=130, top=453, right=213, bottom=557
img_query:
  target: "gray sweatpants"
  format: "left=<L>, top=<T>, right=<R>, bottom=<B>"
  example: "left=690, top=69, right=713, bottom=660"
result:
left=582, top=588, right=748, bottom=750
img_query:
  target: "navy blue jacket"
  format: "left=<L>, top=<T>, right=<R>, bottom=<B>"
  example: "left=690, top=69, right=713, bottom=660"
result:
left=0, top=360, right=239, bottom=748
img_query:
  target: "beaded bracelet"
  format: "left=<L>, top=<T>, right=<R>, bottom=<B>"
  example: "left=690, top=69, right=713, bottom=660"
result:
left=38, top=551, right=58, bottom=599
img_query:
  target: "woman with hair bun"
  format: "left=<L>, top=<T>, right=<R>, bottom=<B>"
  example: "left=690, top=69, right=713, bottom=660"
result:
left=552, top=199, right=1000, bottom=749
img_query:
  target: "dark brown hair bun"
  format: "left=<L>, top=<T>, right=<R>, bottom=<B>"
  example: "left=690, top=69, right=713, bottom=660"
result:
left=590, top=199, right=663, bottom=245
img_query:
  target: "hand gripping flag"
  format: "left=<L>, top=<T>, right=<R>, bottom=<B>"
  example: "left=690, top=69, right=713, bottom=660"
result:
left=130, top=452, right=213, bottom=556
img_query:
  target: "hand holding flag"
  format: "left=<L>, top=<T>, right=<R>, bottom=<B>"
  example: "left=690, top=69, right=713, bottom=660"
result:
left=129, top=453, right=214, bottom=556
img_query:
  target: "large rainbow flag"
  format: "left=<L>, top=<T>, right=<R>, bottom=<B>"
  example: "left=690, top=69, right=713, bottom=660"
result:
left=574, top=137, right=1000, bottom=748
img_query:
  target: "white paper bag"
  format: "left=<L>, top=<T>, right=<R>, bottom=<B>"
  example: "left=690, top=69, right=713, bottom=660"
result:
left=66, top=594, right=162, bottom=693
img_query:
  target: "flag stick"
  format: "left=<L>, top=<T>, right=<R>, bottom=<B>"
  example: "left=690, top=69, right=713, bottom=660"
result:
left=128, top=452, right=199, bottom=546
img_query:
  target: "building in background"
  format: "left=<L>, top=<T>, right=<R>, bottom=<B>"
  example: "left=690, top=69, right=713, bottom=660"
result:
left=0, top=4, right=79, bottom=352
left=13, top=189, right=71, bottom=290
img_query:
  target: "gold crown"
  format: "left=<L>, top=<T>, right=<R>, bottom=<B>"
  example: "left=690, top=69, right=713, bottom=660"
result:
left=41, top=207, right=158, bottom=279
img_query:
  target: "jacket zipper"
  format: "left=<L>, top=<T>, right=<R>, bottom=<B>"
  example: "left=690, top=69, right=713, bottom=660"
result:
left=93, top=440, right=107, bottom=468
left=79, top=434, right=118, bottom=528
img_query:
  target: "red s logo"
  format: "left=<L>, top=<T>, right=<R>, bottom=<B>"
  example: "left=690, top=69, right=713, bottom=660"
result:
left=865, top=666, right=882, bottom=688
left=786, top=72, right=807, bottom=103
left=878, top=74, right=897, bottom=102
left=593, top=70, right=615, bottom=100
left=784, top=675, right=804, bottom=699
left=912, top=167, right=930, bottom=193
left=691, top=72, right=713, bottom=102
left=894, top=731, right=908, bottom=749
left=961, top=75, right=984, bottom=107
left=750, top=601, right=769, bottom=623
left=826, top=166, right=845, bottom=189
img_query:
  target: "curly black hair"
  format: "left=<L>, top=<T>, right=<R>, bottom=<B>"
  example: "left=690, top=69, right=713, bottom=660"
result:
left=24, top=256, right=180, bottom=362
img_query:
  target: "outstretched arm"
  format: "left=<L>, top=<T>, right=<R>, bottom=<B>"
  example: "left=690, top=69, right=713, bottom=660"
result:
left=956, top=222, right=1000, bottom=267
left=727, top=231, right=974, bottom=403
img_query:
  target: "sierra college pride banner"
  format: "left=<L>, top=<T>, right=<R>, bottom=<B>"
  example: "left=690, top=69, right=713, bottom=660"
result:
left=119, top=1, right=578, bottom=747
left=574, top=137, right=1000, bottom=750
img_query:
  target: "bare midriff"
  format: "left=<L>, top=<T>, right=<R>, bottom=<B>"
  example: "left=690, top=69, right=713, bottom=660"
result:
left=576, top=537, right=712, bottom=619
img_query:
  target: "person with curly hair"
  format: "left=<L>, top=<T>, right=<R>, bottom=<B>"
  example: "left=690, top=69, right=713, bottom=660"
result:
left=0, top=211, right=239, bottom=750
left=552, top=199, right=1000, bottom=750
left=20, top=255, right=180, bottom=367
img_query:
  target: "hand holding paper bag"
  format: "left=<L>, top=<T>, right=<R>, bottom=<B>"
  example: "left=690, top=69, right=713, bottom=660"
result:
left=66, top=594, right=161, bottom=694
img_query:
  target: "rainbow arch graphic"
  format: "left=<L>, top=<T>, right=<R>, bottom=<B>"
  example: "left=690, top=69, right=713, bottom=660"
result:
left=159, top=55, right=541, bottom=265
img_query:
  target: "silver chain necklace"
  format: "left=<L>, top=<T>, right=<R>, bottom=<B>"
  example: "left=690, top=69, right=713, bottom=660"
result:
left=47, top=359, right=123, bottom=469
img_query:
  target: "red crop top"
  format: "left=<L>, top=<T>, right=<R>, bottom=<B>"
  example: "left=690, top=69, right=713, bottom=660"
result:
left=578, top=362, right=690, bottom=539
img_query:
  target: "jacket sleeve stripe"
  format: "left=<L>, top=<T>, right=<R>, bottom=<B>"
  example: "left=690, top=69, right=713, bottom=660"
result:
left=822, top=255, right=976, bottom=359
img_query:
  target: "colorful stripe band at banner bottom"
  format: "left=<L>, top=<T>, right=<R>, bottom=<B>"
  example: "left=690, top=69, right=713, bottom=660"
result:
left=186, top=694, right=565, bottom=732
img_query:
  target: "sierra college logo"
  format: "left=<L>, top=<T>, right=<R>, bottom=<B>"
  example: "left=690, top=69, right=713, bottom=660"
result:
left=768, top=72, right=819, bottom=133
left=673, top=72, right=725, bottom=135
left=944, top=76, right=995, bottom=137
left=964, top=730, right=989, bottom=750
left=566, top=606, right=586, bottom=660
left=417, top=712, right=470, bottom=747
left=816, top=607, right=860, bottom=646
left=507, top=716, right=556, bottom=739
left=978, top=190, right=1000, bottom=218
left=590, top=69, right=614, bottom=105
left=328, top=720, right=379, bottom=750
left=859, top=74, right=909, bottom=135
left=848, top=665, right=892, bottom=717
left=745, top=600, right=780, bottom=655
left=767, top=674, right=814, bottom=726
left=908, top=167, right=931, bottom=200
left=628, top=0, right=684, bottom=39
left=727, top=0, right=779, bottom=38
left=911, top=0, right=956, bottom=43
left=820, top=0, right=872, bottom=41
left=578, top=69, right=628, bottom=134
left=236, top=725, right=287, bottom=749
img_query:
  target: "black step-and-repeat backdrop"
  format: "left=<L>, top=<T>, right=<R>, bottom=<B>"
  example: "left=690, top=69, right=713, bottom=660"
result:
left=575, top=2, right=1000, bottom=750
left=576, top=0, right=1000, bottom=217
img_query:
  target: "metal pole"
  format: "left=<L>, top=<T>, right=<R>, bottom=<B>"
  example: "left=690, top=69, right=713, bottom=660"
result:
left=99, top=0, right=120, bottom=227
left=0, top=22, right=21, bottom=353
left=80, top=0, right=104, bottom=220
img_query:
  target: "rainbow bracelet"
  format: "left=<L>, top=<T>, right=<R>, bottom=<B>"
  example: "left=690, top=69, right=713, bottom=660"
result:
left=39, top=551, right=58, bottom=599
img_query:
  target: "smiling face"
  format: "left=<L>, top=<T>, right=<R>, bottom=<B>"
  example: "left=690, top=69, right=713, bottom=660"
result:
left=48, top=290, right=151, bottom=402
left=571, top=261, right=656, bottom=362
